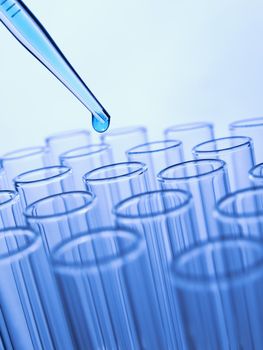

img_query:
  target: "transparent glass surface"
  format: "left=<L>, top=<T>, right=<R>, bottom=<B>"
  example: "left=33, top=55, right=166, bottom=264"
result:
left=193, top=136, right=255, bottom=191
left=0, top=190, right=24, bottom=228
left=164, top=122, right=214, bottom=161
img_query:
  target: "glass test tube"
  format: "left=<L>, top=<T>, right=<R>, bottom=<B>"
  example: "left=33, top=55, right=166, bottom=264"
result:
left=171, top=236, right=263, bottom=349
left=127, top=140, right=183, bottom=190
left=249, top=163, right=263, bottom=186
left=52, top=228, right=167, bottom=350
left=0, top=190, right=24, bottom=228
left=215, top=186, right=263, bottom=237
left=0, top=227, right=73, bottom=350
left=229, top=117, right=263, bottom=164
left=164, top=122, right=214, bottom=160
left=158, top=159, right=230, bottom=240
left=14, top=165, right=74, bottom=209
left=114, top=189, right=199, bottom=350
left=0, top=169, right=7, bottom=190
left=25, top=191, right=96, bottom=253
left=60, top=144, right=113, bottom=189
left=0, top=146, right=49, bottom=189
left=45, top=129, right=91, bottom=164
left=83, top=162, right=148, bottom=229
left=100, top=126, right=148, bottom=162
left=193, top=136, right=255, bottom=191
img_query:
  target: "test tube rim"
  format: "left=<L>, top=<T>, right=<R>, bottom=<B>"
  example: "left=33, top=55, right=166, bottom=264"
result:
left=60, top=143, right=110, bottom=161
left=52, top=228, right=144, bottom=274
left=192, top=136, right=252, bottom=155
left=100, top=125, right=147, bottom=138
left=0, top=227, right=41, bottom=265
left=14, top=165, right=72, bottom=186
left=83, top=161, right=147, bottom=184
left=45, top=129, right=90, bottom=144
left=170, top=236, right=263, bottom=290
left=127, top=139, right=182, bottom=155
left=214, top=186, right=263, bottom=221
left=24, top=190, right=96, bottom=221
left=164, top=121, right=213, bottom=133
left=249, top=162, right=263, bottom=179
left=157, top=158, right=226, bottom=182
left=229, top=116, right=263, bottom=129
left=0, top=146, right=47, bottom=162
left=0, top=190, right=18, bottom=208
left=114, top=189, right=192, bottom=220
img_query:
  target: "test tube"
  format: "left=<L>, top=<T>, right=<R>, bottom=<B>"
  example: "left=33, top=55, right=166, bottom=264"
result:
left=83, top=162, right=148, bottom=228
left=193, top=136, right=255, bottom=191
left=249, top=163, right=263, bottom=186
left=215, top=187, right=263, bottom=237
left=52, top=228, right=167, bottom=350
left=0, top=227, right=73, bottom=349
left=0, top=169, right=7, bottom=190
left=60, top=144, right=113, bottom=189
left=0, top=190, right=24, bottom=228
left=158, top=159, right=230, bottom=240
left=114, top=189, right=199, bottom=349
left=0, top=146, right=49, bottom=188
left=171, top=236, right=263, bottom=349
left=100, top=126, right=148, bottom=162
left=14, top=165, right=74, bottom=209
left=229, top=117, right=263, bottom=164
left=25, top=191, right=96, bottom=253
left=45, top=129, right=91, bottom=164
left=127, top=140, right=183, bottom=190
left=164, top=122, right=214, bottom=160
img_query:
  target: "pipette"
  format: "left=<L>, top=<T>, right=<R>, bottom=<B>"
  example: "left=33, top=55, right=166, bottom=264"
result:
left=0, top=0, right=110, bottom=132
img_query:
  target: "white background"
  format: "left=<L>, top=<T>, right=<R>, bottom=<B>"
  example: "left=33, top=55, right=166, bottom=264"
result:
left=1, top=0, right=263, bottom=152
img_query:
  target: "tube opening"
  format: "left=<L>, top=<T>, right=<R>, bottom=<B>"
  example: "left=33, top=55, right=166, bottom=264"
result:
left=158, top=159, right=226, bottom=182
left=45, top=129, right=90, bottom=144
left=128, top=140, right=182, bottom=155
left=193, top=136, right=252, bottom=154
left=114, top=189, right=192, bottom=220
left=171, top=237, right=263, bottom=289
left=101, top=126, right=147, bottom=138
left=60, top=144, right=110, bottom=160
left=1, top=146, right=46, bottom=161
left=230, top=117, right=263, bottom=129
left=0, top=227, right=40, bottom=265
left=83, top=161, right=147, bottom=183
left=24, top=191, right=95, bottom=220
left=0, top=190, right=18, bottom=206
left=52, top=228, right=144, bottom=274
left=165, top=122, right=213, bottom=133
left=14, top=166, right=72, bottom=185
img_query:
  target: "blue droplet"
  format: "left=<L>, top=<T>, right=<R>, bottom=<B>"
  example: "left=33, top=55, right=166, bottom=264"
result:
left=92, top=112, right=110, bottom=133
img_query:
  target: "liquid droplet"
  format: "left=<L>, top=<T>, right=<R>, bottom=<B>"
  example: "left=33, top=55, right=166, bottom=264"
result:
left=92, top=112, right=110, bottom=133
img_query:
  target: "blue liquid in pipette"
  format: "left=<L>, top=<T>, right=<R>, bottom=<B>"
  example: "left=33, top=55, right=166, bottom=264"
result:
left=0, top=0, right=111, bottom=133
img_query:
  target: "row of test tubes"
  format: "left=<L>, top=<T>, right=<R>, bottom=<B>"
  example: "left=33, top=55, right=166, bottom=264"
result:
left=1, top=117, right=263, bottom=349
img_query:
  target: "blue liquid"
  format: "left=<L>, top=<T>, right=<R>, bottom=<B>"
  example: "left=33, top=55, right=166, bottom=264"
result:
left=92, top=112, right=110, bottom=133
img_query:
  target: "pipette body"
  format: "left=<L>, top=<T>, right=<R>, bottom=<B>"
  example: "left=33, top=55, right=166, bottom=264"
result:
left=0, top=0, right=110, bottom=132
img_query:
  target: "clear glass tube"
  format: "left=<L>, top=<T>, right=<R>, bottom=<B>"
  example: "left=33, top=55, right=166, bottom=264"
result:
left=100, top=126, right=148, bottom=162
left=0, top=190, right=24, bottom=228
left=14, top=165, right=74, bottom=209
left=114, top=189, right=199, bottom=349
left=25, top=191, right=95, bottom=254
left=127, top=140, right=183, bottom=190
left=164, top=122, right=214, bottom=161
left=249, top=163, right=263, bottom=186
left=0, top=227, right=73, bottom=349
left=229, top=117, right=263, bottom=164
left=83, top=162, right=148, bottom=228
left=52, top=228, right=168, bottom=350
left=0, top=168, right=7, bottom=190
left=193, top=136, right=255, bottom=191
left=171, top=236, right=263, bottom=349
left=0, top=146, right=49, bottom=189
left=45, top=129, right=91, bottom=164
left=60, top=144, right=113, bottom=190
left=158, top=159, right=230, bottom=240
left=215, top=187, right=263, bottom=237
